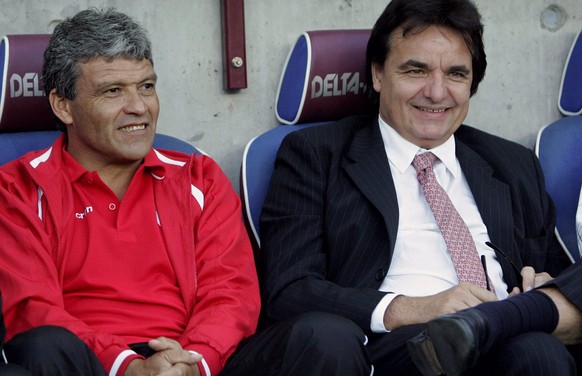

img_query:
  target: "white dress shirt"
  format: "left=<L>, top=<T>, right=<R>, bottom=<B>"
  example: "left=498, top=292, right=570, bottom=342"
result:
left=371, top=117, right=508, bottom=332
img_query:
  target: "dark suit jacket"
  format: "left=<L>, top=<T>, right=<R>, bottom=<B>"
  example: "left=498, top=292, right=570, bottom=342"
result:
left=260, top=115, right=571, bottom=332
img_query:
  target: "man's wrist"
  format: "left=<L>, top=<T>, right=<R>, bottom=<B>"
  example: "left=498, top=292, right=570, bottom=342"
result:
left=189, top=351, right=210, bottom=376
left=371, top=293, right=397, bottom=332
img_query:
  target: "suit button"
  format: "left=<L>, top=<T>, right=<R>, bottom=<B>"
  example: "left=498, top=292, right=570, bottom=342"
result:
left=375, top=269, right=385, bottom=281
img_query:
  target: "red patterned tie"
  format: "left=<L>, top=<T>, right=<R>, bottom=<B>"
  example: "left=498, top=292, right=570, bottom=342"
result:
left=413, top=152, right=491, bottom=290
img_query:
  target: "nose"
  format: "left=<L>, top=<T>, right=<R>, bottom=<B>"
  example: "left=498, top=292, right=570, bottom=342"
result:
left=124, top=89, right=147, bottom=115
left=423, top=73, right=447, bottom=102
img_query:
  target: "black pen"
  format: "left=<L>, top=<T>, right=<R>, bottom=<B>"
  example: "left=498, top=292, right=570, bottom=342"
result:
left=480, top=255, right=490, bottom=291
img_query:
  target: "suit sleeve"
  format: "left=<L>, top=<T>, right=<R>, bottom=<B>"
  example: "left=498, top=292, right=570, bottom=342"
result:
left=260, top=130, right=387, bottom=332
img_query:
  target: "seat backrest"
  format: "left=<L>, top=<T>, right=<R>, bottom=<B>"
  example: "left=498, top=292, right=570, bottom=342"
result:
left=0, top=34, right=198, bottom=167
left=558, top=29, right=582, bottom=116
left=578, top=189, right=582, bottom=255
left=535, top=28, right=582, bottom=263
left=0, top=35, right=53, bottom=133
left=240, top=29, right=370, bottom=251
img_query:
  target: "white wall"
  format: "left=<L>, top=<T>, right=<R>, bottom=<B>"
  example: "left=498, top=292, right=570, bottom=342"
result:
left=2, top=1, right=581, bottom=189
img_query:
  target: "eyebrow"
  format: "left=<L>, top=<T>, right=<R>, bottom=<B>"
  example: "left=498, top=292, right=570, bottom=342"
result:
left=399, top=59, right=429, bottom=70
left=399, top=59, right=471, bottom=75
left=95, top=74, right=158, bottom=91
left=448, top=65, right=471, bottom=75
left=143, top=74, right=158, bottom=83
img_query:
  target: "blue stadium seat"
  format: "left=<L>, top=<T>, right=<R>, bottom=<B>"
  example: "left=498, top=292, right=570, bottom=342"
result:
left=240, top=29, right=370, bottom=250
left=535, top=28, right=582, bottom=263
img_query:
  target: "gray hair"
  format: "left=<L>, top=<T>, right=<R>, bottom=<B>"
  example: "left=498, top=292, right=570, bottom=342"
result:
left=42, top=8, right=153, bottom=128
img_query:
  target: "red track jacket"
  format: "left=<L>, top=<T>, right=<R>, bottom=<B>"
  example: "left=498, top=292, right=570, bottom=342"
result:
left=0, top=135, right=260, bottom=375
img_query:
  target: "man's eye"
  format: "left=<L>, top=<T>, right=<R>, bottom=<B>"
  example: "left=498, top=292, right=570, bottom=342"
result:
left=405, top=69, right=426, bottom=76
left=449, top=71, right=469, bottom=79
left=141, top=83, right=156, bottom=92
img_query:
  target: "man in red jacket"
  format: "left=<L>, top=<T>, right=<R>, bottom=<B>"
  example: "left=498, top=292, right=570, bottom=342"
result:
left=0, top=8, right=260, bottom=376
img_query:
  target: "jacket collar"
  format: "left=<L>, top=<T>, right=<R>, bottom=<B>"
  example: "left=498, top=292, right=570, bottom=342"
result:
left=342, top=121, right=517, bottom=283
left=454, top=136, right=518, bottom=278
left=344, top=118, right=399, bottom=253
left=24, top=133, right=189, bottom=183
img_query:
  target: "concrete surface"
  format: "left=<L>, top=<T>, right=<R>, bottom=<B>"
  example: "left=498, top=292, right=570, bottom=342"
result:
left=1, top=0, right=580, bottom=189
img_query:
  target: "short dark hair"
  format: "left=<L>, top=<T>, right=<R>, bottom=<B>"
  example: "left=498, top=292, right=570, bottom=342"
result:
left=365, top=0, right=486, bottom=111
left=42, top=8, right=153, bottom=130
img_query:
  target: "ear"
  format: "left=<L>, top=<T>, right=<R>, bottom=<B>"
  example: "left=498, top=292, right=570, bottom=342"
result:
left=371, top=62, right=383, bottom=93
left=48, top=89, right=74, bottom=126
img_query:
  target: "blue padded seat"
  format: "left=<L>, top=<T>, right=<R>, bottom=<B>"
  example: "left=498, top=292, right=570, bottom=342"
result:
left=241, top=29, right=371, bottom=249
left=559, top=29, right=582, bottom=116
left=241, top=123, right=323, bottom=246
left=535, top=28, right=582, bottom=263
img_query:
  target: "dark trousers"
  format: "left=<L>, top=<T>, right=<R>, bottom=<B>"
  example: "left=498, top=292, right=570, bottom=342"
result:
left=221, top=312, right=579, bottom=376
left=3, top=326, right=106, bottom=376
left=369, top=324, right=578, bottom=376
left=220, top=311, right=372, bottom=376
left=0, top=363, right=34, bottom=376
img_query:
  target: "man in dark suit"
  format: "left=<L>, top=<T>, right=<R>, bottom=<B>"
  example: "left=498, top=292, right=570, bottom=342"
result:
left=222, top=0, right=582, bottom=375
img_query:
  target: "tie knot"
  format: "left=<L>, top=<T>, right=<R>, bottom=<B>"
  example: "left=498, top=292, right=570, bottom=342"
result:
left=412, top=152, right=437, bottom=173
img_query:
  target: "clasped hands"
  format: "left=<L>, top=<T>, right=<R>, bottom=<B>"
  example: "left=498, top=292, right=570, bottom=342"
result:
left=124, top=337, right=203, bottom=376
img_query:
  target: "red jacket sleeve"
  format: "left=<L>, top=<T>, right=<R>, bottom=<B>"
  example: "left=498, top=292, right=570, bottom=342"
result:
left=177, top=156, right=260, bottom=375
left=0, top=168, right=136, bottom=374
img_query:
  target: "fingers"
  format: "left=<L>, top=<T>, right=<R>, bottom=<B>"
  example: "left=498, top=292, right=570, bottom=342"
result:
left=508, top=286, right=521, bottom=297
left=533, top=272, right=553, bottom=287
left=383, top=283, right=499, bottom=329
left=186, top=351, right=203, bottom=363
left=520, top=267, right=554, bottom=292
left=424, top=283, right=491, bottom=313
left=521, top=266, right=536, bottom=292
left=148, top=337, right=203, bottom=366
left=157, top=362, right=201, bottom=376
left=149, top=337, right=182, bottom=351
left=153, top=349, right=201, bottom=367
left=460, top=282, right=498, bottom=304
left=432, top=283, right=496, bottom=314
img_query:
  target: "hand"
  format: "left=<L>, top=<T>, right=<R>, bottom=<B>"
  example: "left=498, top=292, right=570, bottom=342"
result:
left=539, top=287, right=582, bottom=345
left=124, top=337, right=202, bottom=376
left=383, top=282, right=498, bottom=330
left=508, top=266, right=553, bottom=297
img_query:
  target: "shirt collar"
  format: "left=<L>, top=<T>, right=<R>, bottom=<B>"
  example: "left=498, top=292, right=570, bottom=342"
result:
left=378, top=115, right=459, bottom=177
left=61, top=147, right=94, bottom=182
left=60, top=142, right=167, bottom=182
left=143, top=148, right=168, bottom=176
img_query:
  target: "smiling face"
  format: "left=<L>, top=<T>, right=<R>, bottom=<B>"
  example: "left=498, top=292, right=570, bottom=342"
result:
left=50, top=57, right=159, bottom=171
left=372, top=25, right=473, bottom=149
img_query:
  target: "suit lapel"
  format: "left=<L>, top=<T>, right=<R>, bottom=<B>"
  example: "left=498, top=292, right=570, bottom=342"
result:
left=339, top=122, right=522, bottom=289
left=456, top=141, right=522, bottom=288
left=343, top=120, right=399, bottom=253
